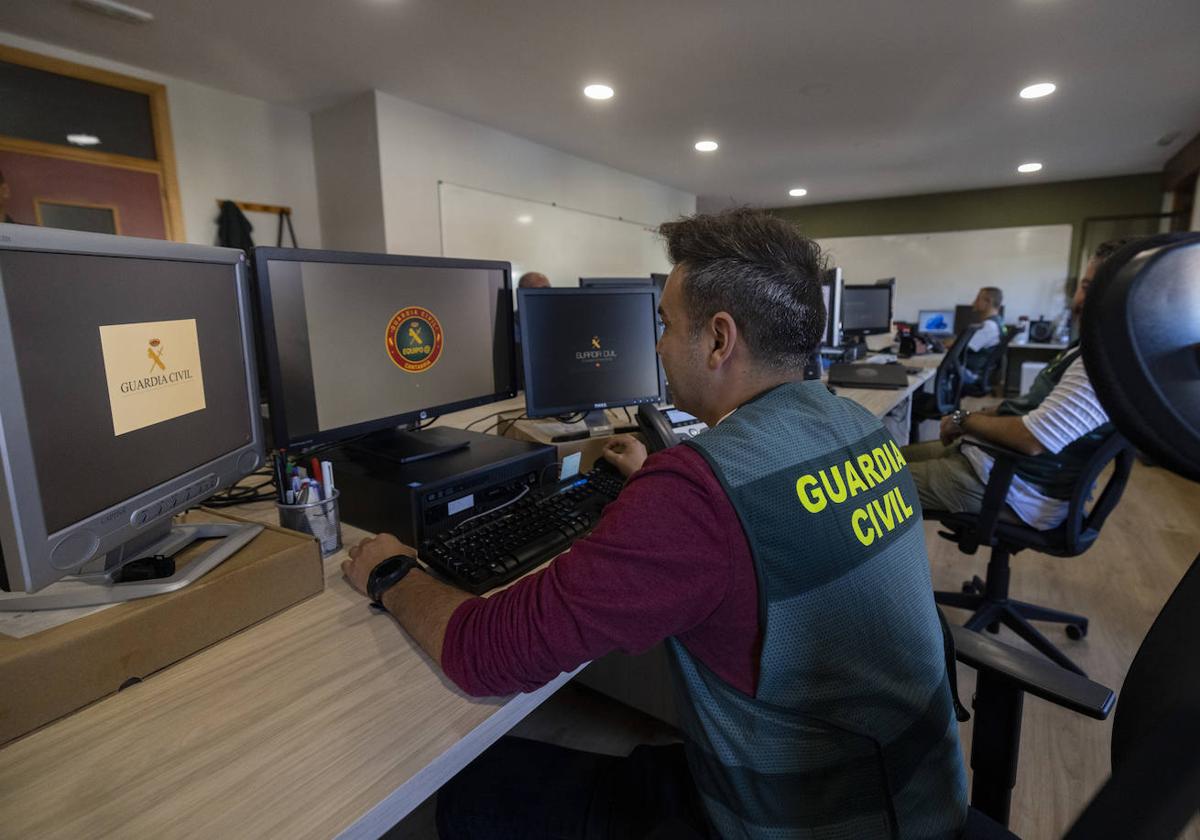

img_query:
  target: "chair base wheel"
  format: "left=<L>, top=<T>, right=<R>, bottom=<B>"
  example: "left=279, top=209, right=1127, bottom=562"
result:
left=1066, top=623, right=1087, bottom=640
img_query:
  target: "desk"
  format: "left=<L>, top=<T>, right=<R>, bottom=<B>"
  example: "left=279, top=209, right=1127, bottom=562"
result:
left=0, top=375, right=938, bottom=838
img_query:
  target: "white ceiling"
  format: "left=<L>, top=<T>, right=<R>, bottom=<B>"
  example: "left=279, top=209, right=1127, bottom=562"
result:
left=3, top=0, right=1199, bottom=207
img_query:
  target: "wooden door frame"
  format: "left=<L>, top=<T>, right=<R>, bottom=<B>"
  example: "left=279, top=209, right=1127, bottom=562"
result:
left=0, top=43, right=184, bottom=241
left=33, top=197, right=123, bottom=235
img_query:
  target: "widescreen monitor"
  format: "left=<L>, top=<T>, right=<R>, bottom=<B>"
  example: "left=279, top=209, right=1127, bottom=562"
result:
left=254, top=248, right=516, bottom=452
left=518, top=287, right=665, bottom=418
left=0, top=226, right=264, bottom=604
left=841, top=284, right=894, bottom=337
left=916, top=309, right=955, bottom=337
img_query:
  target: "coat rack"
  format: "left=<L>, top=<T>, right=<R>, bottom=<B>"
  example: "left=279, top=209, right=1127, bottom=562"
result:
left=216, top=200, right=298, bottom=247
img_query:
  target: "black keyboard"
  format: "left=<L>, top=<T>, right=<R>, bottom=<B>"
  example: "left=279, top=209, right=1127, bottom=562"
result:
left=419, top=463, right=625, bottom=594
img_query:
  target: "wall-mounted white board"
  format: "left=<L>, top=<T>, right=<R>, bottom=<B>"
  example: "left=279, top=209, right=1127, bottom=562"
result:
left=818, top=225, right=1073, bottom=325
left=439, top=182, right=671, bottom=289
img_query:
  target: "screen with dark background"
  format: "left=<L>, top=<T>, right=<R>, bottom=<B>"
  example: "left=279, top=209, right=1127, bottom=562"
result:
left=521, top=290, right=661, bottom=416
left=263, top=259, right=513, bottom=445
left=1, top=251, right=253, bottom=533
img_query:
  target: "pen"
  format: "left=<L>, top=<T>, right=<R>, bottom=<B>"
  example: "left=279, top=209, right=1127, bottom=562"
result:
left=310, top=457, right=323, bottom=493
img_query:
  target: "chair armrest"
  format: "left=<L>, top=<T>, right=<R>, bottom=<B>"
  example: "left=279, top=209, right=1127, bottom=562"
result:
left=956, top=437, right=1028, bottom=542
left=959, top=436, right=1035, bottom=464
left=950, top=625, right=1115, bottom=719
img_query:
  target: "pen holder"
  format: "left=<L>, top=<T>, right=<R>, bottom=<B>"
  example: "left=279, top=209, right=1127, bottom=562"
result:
left=276, top=489, right=342, bottom=557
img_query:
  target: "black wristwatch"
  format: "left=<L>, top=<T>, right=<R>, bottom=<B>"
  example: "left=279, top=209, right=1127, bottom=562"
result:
left=950, top=408, right=972, bottom=428
left=367, top=554, right=419, bottom=606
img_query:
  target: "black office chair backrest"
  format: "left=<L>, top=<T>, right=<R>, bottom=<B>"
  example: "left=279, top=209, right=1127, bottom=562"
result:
left=975, top=325, right=1018, bottom=392
left=1062, top=232, right=1200, bottom=839
left=1059, top=429, right=1135, bottom=555
left=932, top=326, right=977, bottom=414
left=1082, top=232, right=1200, bottom=483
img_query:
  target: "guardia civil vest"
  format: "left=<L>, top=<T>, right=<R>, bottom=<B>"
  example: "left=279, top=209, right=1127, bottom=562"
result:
left=674, top=380, right=968, bottom=840
left=963, top=314, right=1005, bottom=376
left=995, top=345, right=1112, bottom=499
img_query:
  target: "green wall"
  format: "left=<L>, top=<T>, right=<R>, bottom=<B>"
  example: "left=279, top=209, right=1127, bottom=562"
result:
left=769, top=173, right=1164, bottom=275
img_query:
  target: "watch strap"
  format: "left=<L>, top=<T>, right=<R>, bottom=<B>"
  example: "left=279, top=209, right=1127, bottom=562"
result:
left=367, top=554, right=418, bottom=606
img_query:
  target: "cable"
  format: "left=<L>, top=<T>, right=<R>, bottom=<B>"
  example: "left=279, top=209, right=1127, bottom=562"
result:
left=203, top=472, right=276, bottom=507
left=454, top=483, right=531, bottom=529
left=465, top=410, right=511, bottom=431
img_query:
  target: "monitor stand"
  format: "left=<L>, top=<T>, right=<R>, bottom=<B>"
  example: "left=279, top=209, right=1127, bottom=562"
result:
left=841, top=337, right=869, bottom=361
left=582, top=410, right=614, bottom=438
left=353, top=425, right=472, bottom=465
left=0, top=520, right=262, bottom=612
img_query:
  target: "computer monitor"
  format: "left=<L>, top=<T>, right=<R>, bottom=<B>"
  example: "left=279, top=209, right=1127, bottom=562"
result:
left=841, top=284, right=894, bottom=337
left=821, top=267, right=844, bottom=347
left=254, top=248, right=517, bottom=461
left=579, top=276, right=655, bottom=289
left=0, top=225, right=265, bottom=610
left=916, top=309, right=955, bottom=337
left=518, top=287, right=665, bottom=419
left=650, top=273, right=669, bottom=295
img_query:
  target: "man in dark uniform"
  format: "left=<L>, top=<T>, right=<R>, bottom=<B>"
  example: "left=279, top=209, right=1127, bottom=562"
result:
left=342, top=209, right=968, bottom=838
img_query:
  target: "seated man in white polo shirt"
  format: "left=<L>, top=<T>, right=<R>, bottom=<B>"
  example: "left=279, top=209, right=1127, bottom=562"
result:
left=900, top=242, right=1132, bottom=529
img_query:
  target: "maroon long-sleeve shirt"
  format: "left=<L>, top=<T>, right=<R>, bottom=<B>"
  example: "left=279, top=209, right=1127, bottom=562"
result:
left=441, top=445, right=761, bottom=697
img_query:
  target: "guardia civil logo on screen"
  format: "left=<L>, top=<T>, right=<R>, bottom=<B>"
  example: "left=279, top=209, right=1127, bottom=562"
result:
left=386, top=306, right=444, bottom=373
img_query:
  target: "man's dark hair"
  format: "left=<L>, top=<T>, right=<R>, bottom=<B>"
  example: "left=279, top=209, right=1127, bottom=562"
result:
left=979, top=286, right=1003, bottom=309
left=658, top=208, right=826, bottom=370
left=1093, top=237, right=1146, bottom=262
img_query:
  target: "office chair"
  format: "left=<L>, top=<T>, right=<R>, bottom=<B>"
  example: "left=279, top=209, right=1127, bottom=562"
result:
left=962, top=325, right=1018, bottom=398
left=908, top=325, right=977, bottom=442
left=930, top=429, right=1134, bottom=676
left=955, top=231, right=1200, bottom=838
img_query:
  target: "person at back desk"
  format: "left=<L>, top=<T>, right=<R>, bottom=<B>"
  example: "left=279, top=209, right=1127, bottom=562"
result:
left=343, top=209, right=967, bottom=839
left=947, top=286, right=1004, bottom=385
left=900, top=239, right=1143, bottom=529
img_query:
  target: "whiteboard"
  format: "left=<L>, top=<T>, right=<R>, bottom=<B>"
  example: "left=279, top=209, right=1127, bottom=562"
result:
left=818, top=225, right=1073, bottom=325
left=439, top=183, right=671, bottom=293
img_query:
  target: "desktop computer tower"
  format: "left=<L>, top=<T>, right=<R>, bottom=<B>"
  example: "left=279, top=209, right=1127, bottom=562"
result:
left=325, top=431, right=556, bottom=548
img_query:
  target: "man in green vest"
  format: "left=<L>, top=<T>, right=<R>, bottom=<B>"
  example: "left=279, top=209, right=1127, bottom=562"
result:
left=952, top=287, right=1005, bottom=386
left=901, top=240, right=1135, bottom=529
left=342, top=209, right=968, bottom=838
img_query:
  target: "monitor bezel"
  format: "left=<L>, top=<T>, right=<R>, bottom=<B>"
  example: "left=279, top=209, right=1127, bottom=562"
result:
left=253, top=247, right=517, bottom=451
left=840, top=283, right=895, bottom=337
left=518, top=286, right=666, bottom=418
left=0, top=225, right=264, bottom=593
left=822, top=267, right=844, bottom=347
left=578, top=276, right=654, bottom=288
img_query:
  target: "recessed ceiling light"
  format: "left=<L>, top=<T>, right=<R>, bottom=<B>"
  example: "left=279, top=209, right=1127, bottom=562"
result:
left=1019, top=82, right=1056, bottom=99
left=583, top=84, right=614, bottom=100
left=516, top=215, right=533, bottom=224
left=788, top=187, right=808, bottom=198
left=66, top=133, right=101, bottom=146
left=1017, top=162, right=1043, bottom=173
left=694, top=139, right=719, bottom=152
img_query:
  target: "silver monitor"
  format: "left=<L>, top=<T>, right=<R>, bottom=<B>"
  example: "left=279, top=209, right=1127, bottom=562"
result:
left=0, top=225, right=265, bottom=610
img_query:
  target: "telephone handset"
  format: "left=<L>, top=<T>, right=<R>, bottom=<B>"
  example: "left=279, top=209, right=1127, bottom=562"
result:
left=637, top=404, right=683, bottom=453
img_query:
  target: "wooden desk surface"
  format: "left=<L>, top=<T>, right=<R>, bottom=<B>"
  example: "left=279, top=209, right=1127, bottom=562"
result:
left=0, top=379, right=935, bottom=838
